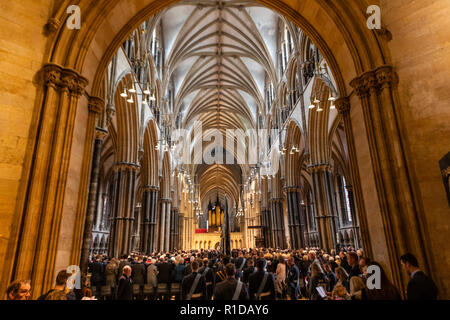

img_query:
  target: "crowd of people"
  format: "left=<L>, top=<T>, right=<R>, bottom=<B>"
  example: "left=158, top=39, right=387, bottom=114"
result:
left=5, top=247, right=438, bottom=301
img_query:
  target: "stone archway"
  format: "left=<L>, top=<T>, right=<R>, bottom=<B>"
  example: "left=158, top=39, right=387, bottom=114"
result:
left=2, top=0, right=441, bottom=299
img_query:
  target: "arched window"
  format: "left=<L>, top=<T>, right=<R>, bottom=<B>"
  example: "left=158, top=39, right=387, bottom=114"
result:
left=342, top=176, right=352, bottom=222
left=337, top=174, right=352, bottom=224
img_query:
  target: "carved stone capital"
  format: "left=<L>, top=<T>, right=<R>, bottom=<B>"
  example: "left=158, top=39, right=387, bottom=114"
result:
left=335, top=97, right=350, bottom=115
left=41, top=63, right=88, bottom=96
left=113, top=162, right=141, bottom=173
left=88, top=96, right=105, bottom=114
left=375, top=65, right=398, bottom=89
left=308, top=163, right=333, bottom=173
left=95, top=127, right=108, bottom=141
left=43, top=64, right=62, bottom=89
left=142, top=185, right=160, bottom=192
left=350, top=65, right=398, bottom=97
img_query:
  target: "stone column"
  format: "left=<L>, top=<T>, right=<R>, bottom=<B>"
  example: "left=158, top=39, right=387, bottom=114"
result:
left=285, top=186, right=304, bottom=250
left=270, top=198, right=286, bottom=249
left=140, top=186, right=159, bottom=254
left=260, top=208, right=271, bottom=248
left=350, top=66, right=433, bottom=292
left=310, top=164, right=338, bottom=252
left=169, top=207, right=178, bottom=250
left=108, top=163, right=140, bottom=258
left=158, top=198, right=171, bottom=252
left=165, top=200, right=172, bottom=252
left=11, top=64, right=89, bottom=297
left=158, top=200, right=166, bottom=252
left=335, top=97, right=371, bottom=256
left=80, top=119, right=107, bottom=273
left=178, top=211, right=184, bottom=249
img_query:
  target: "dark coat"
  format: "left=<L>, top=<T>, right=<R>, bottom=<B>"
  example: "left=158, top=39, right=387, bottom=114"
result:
left=132, top=262, right=146, bottom=285
left=199, top=266, right=215, bottom=285
left=157, top=262, right=174, bottom=283
left=243, top=266, right=255, bottom=284
left=213, top=278, right=249, bottom=300
left=173, top=263, right=186, bottom=283
left=348, top=264, right=361, bottom=279
left=181, top=272, right=207, bottom=300
left=89, top=261, right=105, bottom=285
left=407, top=271, right=438, bottom=300
left=215, top=265, right=227, bottom=285
left=116, top=275, right=133, bottom=300
left=248, top=270, right=275, bottom=300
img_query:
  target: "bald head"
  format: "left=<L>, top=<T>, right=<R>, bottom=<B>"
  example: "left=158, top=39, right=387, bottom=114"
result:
left=123, top=265, right=132, bottom=276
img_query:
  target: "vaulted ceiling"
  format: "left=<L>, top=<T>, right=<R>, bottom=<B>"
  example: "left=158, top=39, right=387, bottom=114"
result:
left=161, top=0, right=279, bottom=135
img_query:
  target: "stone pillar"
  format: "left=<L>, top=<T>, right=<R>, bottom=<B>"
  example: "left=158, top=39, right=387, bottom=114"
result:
left=108, top=163, right=140, bottom=258
left=158, top=198, right=171, bottom=252
left=350, top=66, right=433, bottom=292
left=335, top=97, right=371, bottom=256
left=170, top=207, right=179, bottom=250
left=158, top=200, right=166, bottom=252
left=178, top=212, right=184, bottom=249
left=165, top=200, right=172, bottom=252
left=310, top=164, right=338, bottom=252
left=270, top=198, right=286, bottom=249
left=285, top=186, right=304, bottom=250
left=260, top=208, right=271, bottom=248
left=11, top=64, right=89, bottom=297
left=80, top=119, right=107, bottom=273
left=140, top=186, right=159, bottom=254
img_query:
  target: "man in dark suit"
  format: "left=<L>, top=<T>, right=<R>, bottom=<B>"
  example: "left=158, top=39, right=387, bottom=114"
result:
left=214, top=263, right=249, bottom=300
left=347, top=251, right=361, bottom=279
left=157, top=257, right=174, bottom=300
left=242, top=259, right=255, bottom=285
left=181, top=261, right=207, bottom=300
left=400, top=253, right=438, bottom=300
left=234, top=251, right=247, bottom=280
left=117, top=255, right=130, bottom=282
left=184, top=256, right=195, bottom=276
left=199, top=258, right=215, bottom=300
left=132, top=256, right=146, bottom=299
left=88, top=254, right=105, bottom=296
left=248, top=259, right=275, bottom=300
left=339, top=251, right=351, bottom=273
left=215, top=256, right=231, bottom=285
left=117, top=266, right=133, bottom=300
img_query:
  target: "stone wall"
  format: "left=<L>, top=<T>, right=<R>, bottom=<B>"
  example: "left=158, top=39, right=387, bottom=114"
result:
left=381, top=0, right=450, bottom=297
left=0, top=0, right=53, bottom=285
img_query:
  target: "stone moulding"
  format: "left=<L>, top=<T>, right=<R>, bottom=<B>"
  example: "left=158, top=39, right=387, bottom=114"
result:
left=42, top=63, right=89, bottom=96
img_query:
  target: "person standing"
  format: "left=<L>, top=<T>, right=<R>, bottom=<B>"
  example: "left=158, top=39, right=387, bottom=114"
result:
left=347, top=252, right=361, bottom=279
left=117, top=266, right=133, bottom=300
left=248, top=259, right=275, bottom=300
left=214, top=263, right=249, bottom=300
left=286, top=257, right=300, bottom=300
left=132, top=256, right=146, bottom=299
left=275, top=256, right=286, bottom=299
left=199, top=258, right=215, bottom=300
left=89, top=254, right=105, bottom=296
left=400, top=253, right=438, bottom=300
left=105, top=258, right=119, bottom=296
left=157, top=257, right=174, bottom=300
left=181, top=261, right=206, bottom=300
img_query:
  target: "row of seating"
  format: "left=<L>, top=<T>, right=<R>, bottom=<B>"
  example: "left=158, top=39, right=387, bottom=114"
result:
left=91, top=283, right=182, bottom=300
